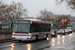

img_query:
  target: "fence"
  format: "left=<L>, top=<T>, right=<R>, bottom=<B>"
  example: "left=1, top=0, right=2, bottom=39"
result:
left=0, top=24, right=12, bottom=42
left=0, top=33, right=12, bottom=42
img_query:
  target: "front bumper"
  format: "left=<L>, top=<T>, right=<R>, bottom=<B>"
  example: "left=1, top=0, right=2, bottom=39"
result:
left=51, top=34, right=55, bottom=36
left=58, top=33, right=65, bottom=35
left=69, top=31, right=72, bottom=33
left=12, top=37, right=32, bottom=41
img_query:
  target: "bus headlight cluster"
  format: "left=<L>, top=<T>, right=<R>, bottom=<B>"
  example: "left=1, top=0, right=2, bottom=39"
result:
left=12, top=36, right=14, bottom=37
left=47, top=38, right=49, bottom=40
left=28, top=36, right=31, bottom=38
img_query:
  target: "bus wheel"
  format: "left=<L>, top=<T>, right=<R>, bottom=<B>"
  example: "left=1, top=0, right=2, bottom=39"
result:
left=36, top=35, right=38, bottom=40
left=19, top=40, right=22, bottom=42
left=46, top=34, right=48, bottom=38
left=45, top=34, right=48, bottom=40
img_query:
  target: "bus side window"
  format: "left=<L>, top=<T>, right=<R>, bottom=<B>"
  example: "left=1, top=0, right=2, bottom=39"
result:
left=36, top=24, right=39, bottom=32
left=31, top=24, right=36, bottom=32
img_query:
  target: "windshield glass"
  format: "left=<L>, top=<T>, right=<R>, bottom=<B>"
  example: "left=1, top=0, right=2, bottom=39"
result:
left=13, top=23, right=30, bottom=33
left=65, top=29, right=68, bottom=31
left=66, top=27, right=72, bottom=29
left=51, top=30, right=54, bottom=32
left=59, top=29, right=64, bottom=31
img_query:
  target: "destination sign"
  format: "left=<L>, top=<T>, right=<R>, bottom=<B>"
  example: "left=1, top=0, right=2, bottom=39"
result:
left=14, top=20, right=30, bottom=23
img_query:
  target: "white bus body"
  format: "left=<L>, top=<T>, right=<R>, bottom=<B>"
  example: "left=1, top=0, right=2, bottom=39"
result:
left=12, top=19, right=51, bottom=42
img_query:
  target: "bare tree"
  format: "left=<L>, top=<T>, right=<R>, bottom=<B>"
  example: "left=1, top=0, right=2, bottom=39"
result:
left=56, top=0, right=75, bottom=10
left=55, top=15, right=72, bottom=23
left=37, top=9, right=75, bottom=23
left=37, top=9, right=55, bottom=23
left=70, top=16, right=75, bottom=22
left=0, top=2, right=27, bottom=23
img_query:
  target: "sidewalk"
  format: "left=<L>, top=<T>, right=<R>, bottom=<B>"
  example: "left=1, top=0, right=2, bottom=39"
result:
left=0, top=39, right=12, bottom=43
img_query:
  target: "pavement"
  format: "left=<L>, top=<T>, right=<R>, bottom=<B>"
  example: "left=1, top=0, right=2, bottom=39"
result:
left=43, top=33, right=75, bottom=50
left=0, top=32, right=75, bottom=50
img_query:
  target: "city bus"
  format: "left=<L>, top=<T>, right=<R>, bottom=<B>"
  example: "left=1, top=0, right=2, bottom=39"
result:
left=12, top=19, right=51, bottom=42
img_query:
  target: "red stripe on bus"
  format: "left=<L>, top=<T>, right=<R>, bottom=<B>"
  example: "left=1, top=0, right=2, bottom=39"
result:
left=44, top=34, right=50, bottom=35
left=32, top=21, right=50, bottom=25
left=32, top=35, right=39, bottom=37
left=32, top=35, right=36, bottom=37
left=44, top=34, right=46, bottom=35
left=13, top=34, right=30, bottom=36
left=48, top=33, right=50, bottom=35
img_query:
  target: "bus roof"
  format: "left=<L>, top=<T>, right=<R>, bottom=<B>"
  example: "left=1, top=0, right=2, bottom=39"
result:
left=14, top=19, right=41, bottom=21
left=14, top=19, right=50, bottom=25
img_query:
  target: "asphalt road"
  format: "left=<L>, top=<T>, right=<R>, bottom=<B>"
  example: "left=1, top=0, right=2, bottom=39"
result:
left=0, top=32, right=75, bottom=50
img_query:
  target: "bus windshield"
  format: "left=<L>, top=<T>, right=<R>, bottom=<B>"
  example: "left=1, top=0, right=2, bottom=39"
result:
left=51, top=30, right=54, bottom=33
left=66, top=27, right=72, bottom=29
left=13, top=23, right=30, bottom=33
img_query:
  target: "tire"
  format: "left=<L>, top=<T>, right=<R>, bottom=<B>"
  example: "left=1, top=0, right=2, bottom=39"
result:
left=46, top=34, right=48, bottom=38
left=55, top=31, right=57, bottom=37
left=71, top=31, right=73, bottom=33
left=64, top=33, right=65, bottom=35
left=18, top=40, right=22, bottom=42
left=68, top=32, right=70, bottom=34
left=55, top=33, right=57, bottom=37
left=65, top=33, right=67, bottom=35
left=63, top=33, right=65, bottom=35
left=55, top=35, right=57, bottom=37
left=36, top=35, right=38, bottom=40
left=44, top=34, right=48, bottom=40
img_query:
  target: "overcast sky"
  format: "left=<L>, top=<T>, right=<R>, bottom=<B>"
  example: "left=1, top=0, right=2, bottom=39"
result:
left=0, top=0, right=75, bottom=17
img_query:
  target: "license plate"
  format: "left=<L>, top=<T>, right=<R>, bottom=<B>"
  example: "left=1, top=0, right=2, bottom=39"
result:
left=19, top=38, right=22, bottom=40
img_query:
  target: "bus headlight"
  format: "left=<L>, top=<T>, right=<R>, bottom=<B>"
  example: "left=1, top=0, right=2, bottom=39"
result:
left=28, top=36, right=31, bottom=38
left=47, top=37, right=49, bottom=40
left=12, top=36, right=14, bottom=37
